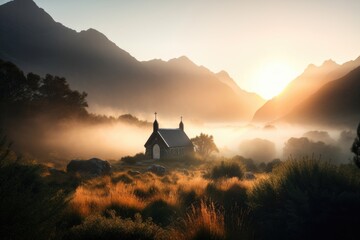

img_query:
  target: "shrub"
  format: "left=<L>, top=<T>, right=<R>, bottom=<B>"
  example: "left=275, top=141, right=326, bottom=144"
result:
left=179, top=190, right=201, bottom=209
left=265, top=158, right=282, bottom=172
left=66, top=211, right=169, bottom=240
left=209, top=162, right=244, bottom=180
left=249, top=159, right=360, bottom=240
left=232, top=155, right=258, bottom=172
left=0, top=163, right=67, bottom=239
left=0, top=135, right=68, bottom=239
left=142, top=200, right=177, bottom=226
left=111, top=173, right=133, bottom=184
left=121, top=153, right=147, bottom=165
left=134, top=186, right=159, bottom=199
left=204, top=183, right=251, bottom=239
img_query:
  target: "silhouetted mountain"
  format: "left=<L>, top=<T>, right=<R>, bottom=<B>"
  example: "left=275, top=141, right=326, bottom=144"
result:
left=281, top=66, right=360, bottom=128
left=0, top=0, right=263, bottom=121
left=252, top=57, right=360, bottom=123
left=216, top=70, right=265, bottom=116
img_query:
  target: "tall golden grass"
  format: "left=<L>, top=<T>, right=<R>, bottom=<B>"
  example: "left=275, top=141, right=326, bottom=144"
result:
left=70, top=170, right=263, bottom=218
left=183, top=200, right=225, bottom=239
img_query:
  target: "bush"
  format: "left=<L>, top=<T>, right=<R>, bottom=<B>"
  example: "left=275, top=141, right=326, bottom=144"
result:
left=134, top=186, right=159, bottom=199
left=249, top=159, right=360, bottom=240
left=0, top=135, right=67, bottom=239
left=121, top=153, right=147, bottom=165
left=0, top=163, right=67, bottom=239
left=66, top=212, right=169, bottom=240
left=142, top=200, right=177, bottom=226
left=209, top=162, right=244, bottom=180
left=111, top=173, right=133, bottom=184
left=232, top=155, right=258, bottom=172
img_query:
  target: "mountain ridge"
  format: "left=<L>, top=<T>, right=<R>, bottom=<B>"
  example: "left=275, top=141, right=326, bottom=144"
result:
left=280, top=65, right=360, bottom=127
left=0, top=0, right=265, bottom=121
left=252, top=56, right=360, bottom=123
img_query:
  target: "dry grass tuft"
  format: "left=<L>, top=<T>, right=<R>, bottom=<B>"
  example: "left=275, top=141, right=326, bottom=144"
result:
left=183, top=200, right=226, bottom=240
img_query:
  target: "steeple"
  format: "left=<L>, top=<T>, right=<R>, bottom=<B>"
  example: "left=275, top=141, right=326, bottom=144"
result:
left=179, top=116, right=184, bottom=131
left=153, top=112, right=159, bottom=132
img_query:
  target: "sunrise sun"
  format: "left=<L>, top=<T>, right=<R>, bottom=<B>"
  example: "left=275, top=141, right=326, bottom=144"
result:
left=251, top=61, right=298, bottom=100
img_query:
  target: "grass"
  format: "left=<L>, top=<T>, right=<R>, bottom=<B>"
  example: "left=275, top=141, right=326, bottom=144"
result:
left=208, top=161, right=244, bottom=180
left=249, top=158, right=360, bottom=240
left=183, top=200, right=226, bottom=240
left=3, top=149, right=360, bottom=240
left=66, top=163, right=267, bottom=239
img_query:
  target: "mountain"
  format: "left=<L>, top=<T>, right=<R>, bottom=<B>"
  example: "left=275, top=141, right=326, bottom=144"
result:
left=280, top=66, right=360, bottom=128
left=0, top=0, right=264, bottom=121
left=252, top=57, right=360, bottom=123
left=215, top=70, right=265, bottom=117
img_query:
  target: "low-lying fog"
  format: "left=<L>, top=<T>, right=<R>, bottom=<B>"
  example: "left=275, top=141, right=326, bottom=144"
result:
left=17, top=117, right=355, bottom=166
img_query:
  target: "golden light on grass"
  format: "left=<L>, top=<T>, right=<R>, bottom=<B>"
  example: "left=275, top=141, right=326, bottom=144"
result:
left=71, top=177, right=146, bottom=216
left=184, top=200, right=225, bottom=239
left=69, top=168, right=261, bottom=230
left=70, top=171, right=208, bottom=217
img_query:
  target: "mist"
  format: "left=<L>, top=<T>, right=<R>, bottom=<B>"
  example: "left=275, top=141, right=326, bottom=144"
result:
left=7, top=114, right=355, bottom=168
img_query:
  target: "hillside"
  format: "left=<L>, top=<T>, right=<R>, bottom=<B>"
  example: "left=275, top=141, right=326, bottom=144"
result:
left=0, top=0, right=264, bottom=121
left=281, top=66, right=360, bottom=128
left=252, top=57, right=360, bottom=123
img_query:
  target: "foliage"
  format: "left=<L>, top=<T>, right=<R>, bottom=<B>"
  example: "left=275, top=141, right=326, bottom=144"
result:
left=0, top=134, right=68, bottom=239
left=182, top=200, right=226, bottom=240
left=142, top=199, right=177, bottom=226
left=118, top=114, right=151, bottom=127
left=351, top=122, right=360, bottom=168
left=232, top=155, right=258, bottom=172
left=121, top=153, right=147, bottom=165
left=266, top=158, right=282, bottom=172
left=283, top=137, right=342, bottom=163
left=208, top=162, right=244, bottom=180
left=191, top=133, right=219, bottom=159
left=66, top=211, right=170, bottom=240
left=0, top=59, right=88, bottom=122
left=249, top=159, right=360, bottom=240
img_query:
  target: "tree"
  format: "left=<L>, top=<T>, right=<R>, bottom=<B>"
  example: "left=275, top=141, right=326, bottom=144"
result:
left=0, top=60, right=88, bottom=121
left=351, top=122, right=360, bottom=168
left=191, top=133, right=219, bottom=159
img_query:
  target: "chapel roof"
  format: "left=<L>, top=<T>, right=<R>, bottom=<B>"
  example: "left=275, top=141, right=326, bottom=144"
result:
left=157, top=129, right=193, bottom=148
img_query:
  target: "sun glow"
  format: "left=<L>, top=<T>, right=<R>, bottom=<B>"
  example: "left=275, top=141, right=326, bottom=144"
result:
left=251, top=61, right=298, bottom=100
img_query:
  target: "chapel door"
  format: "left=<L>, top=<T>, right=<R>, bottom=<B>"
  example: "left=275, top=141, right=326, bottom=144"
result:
left=153, top=144, right=160, bottom=159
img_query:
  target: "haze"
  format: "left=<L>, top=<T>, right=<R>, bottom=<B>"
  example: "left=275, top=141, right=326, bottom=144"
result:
left=1, top=0, right=360, bottom=99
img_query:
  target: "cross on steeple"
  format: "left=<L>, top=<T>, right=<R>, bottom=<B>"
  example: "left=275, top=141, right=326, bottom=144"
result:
left=153, top=112, right=159, bottom=132
left=179, top=115, right=184, bottom=131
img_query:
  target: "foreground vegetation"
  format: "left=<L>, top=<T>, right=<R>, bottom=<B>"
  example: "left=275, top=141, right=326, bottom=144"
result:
left=2, top=140, right=360, bottom=240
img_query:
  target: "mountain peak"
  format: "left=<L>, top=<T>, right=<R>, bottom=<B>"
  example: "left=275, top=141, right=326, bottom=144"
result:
left=321, top=59, right=338, bottom=67
left=0, top=0, right=56, bottom=30
left=170, top=55, right=192, bottom=63
left=168, top=56, right=197, bottom=67
left=8, top=0, right=37, bottom=8
left=80, top=28, right=110, bottom=41
left=217, top=70, right=231, bottom=79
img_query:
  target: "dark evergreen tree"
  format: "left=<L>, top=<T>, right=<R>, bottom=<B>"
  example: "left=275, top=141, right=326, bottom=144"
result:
left=351, top=122, right=360, bottom=168
left=0, top=59, right=88, bottom=122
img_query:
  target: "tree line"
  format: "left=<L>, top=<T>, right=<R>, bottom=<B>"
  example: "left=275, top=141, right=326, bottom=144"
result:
left=0, top=59, right=88, bottom=123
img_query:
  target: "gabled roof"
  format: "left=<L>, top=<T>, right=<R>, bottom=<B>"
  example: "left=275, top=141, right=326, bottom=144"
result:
left=157, top=129, right=193, bottom=148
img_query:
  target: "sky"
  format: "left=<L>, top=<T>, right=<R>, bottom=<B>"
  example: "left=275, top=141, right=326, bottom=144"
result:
left=2, top=0, right=360, bottom=99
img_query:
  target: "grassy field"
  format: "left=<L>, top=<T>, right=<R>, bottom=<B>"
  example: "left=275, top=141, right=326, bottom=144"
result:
left=2, top=152, right=360, bottom=240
